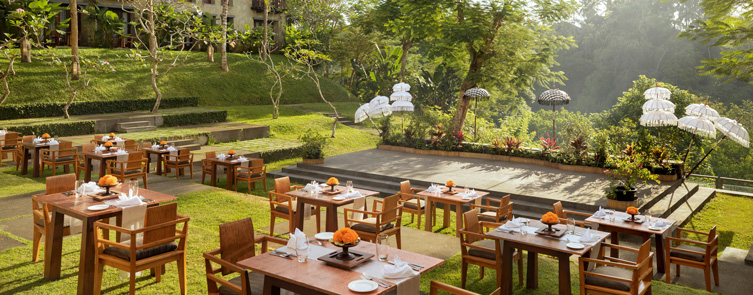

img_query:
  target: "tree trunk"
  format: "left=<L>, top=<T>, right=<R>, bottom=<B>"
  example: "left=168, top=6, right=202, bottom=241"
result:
left=63, top=91, right=77, bottom=119
left=70, top=0, right=80, bottom=80
left=399, top=40, right=411, bottom=82
left=148, top=0, right=161, bottom=113
left=220, top=0, right=228, bottom=71
left=151, top=60, right=161, bottom=113
left=261, top=0, right=269, bottom=59
left=0, top=56, right=16, bottom=105
left=450, top=58, right=483, bottom=132
left=207, top=45, right=214, bottom=62
left=20, top=38, right=31, bottom=63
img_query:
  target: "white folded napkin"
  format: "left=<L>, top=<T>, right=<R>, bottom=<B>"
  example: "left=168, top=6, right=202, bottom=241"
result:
left=78, top=182, right=105, bottom=195
left=151, top=144, right=160, bottom=149
left=48, top=139, right=59, bottom=145
left=102, top=136, right=111, bottom=140
left=593, top=206, right=606, bottom=218
left=286, top=228, right=308, bottom=251
left=424, top=184, right=440, bottom=193
left=654, top=219, right=667, bottom=227
left=33, top=137, right=43, bottom=143
left=383, top=255, right=419, bottom=279
left=114, top=137, right=124, bottom=142
left=0, top=131, right=5, bottom=135
left=504, top=217, right=523, bottom=229
left=166, top=146, right=177, bottom=151
left=345, top=191, right=363, bottom=199
left=217, top=153, right=227, bottom=160
left=303, top=183, right=321, bottom=193
left=115, top=193, right=145, bottom=208
left=581, top=228, right=596, bottom=243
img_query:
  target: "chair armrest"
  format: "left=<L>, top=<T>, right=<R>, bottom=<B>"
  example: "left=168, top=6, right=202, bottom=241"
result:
left=665, top=237, right=710, bottom=247
left=203, top=249, right=246, bottom=274
left=600, top=242, right=641, bottom=253
left=479, top=221, right=503, bottom=230
left=580, top=257, right=638, bottom=270
left=470, top=204, right=498, bottom=212
left=677, top=228, right=710, bottom=236
left=256, top=235, right=289, bottom=246
left=410, top=187, right=425, bottom=193
left=291, top=185, right=305, bottom=190
left=563, top=209, right=592, bottom=218
left=429, top=281, right=481, bottom=295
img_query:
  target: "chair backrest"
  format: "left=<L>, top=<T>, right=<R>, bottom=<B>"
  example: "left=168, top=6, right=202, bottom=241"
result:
left=46, top=174, right=76, bottom=194
left=124, top=140, right=137, bottom=150
left=178, top=148, right=190, bottom=161
left=251, top=159, right=265, bottom=174
left=219, top=218, right=257, bottom=275
left=142, top=142, right=152, bottom=149
left=94, top=134, right=103, bottom=140
left=633, top=240, right=653, bottom=284
left=58, top=142, right=75, bottom=158
left=82, top=143, right=95, bottom=152
left=381, top=194, right=399, bottom=224
left=463, top=210, right=482, bottom=243
left=400, top=181, right=411, bottom=194
left=2, top=133, right=17, bottom=146
left=553, top=201, right=565, bottom=219
left=127, top=152, right=143, bottom=169
left=274, top=177, right=291, bottom=194
left=144, top=203, right=178, bottom=245
left=22, top=135, right=34, bottom=143
left=708, top=225, right=717, bottom=243
left=205, top=151, right=216, bottom=159
left=500, top=194, right=511, bottom=207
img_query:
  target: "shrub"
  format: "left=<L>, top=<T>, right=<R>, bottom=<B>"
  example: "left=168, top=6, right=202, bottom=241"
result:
left=2, top=121, right=96, bottom=136
left=0, top=97, right=199, bottom=120
left=162, top=110, right=227, bottom=127
left=299, top=130, right=327, bottom=159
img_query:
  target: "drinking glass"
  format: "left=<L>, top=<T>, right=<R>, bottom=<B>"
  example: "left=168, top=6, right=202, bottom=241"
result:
left=464, top=187, right=469, bottom=194
left=567, top=218, right=576, bottom=234
left=520, top=223, right=528, bottom=236
left=376, top=234, right=389, bottom=261
left=74, top=180, right=83, bottom=198
left=644, top=214, right=652, bottom=225
left=129, top=180, right=139, bottom=197
left=296, top=241, right=309, bottom=262
left=346, top=180, right=353, bottom=193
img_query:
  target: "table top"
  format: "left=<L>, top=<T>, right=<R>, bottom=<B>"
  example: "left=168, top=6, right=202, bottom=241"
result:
left=287, top=185, right=380, bottom=206
left=142, top=147, right=172, bottom=154
left=486, top=220, right=610, bottom=256
left=35, top=184, right=176, bottom=219
left=93, top=138, right=128, bottom=144
left=238, top=240, right=444, bottom=295
left=82, top=150, right=125, bottom=159
left=22, top=141, right=57, bottom=148
left=585, top=211, right=676, bottom=236
left=417, top=188, right=489, bottom=204
left=206, top=157, right=258, bottom=165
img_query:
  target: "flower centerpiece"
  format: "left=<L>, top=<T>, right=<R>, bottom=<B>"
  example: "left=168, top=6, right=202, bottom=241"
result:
left=299, top=130, right=328, bottom=164
left=604, top=152, right=659, bottom=201
left=104, top=141, right=114, bottom=151
left=41, top=133, right=50, bottom=143
left=327, top=177, right=339, bottom=192
left=446, top=180, right=455, bottom=192
left=98, top=175, right=119, bottom=195
left=228, top=150, right=235, bottom=159
left=541, top=211, right=560, bottom=232
left=159, top=141, right=167, bottom=148
left=626, top=206, right=639, bottom=221
left=332, top=227, right=360, bottom=260
left=109, top=132, right=115, bottom=138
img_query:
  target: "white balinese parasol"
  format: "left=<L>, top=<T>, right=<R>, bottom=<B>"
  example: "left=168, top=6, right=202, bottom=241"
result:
left=354, top=104, right=370, bottom=123
left=390, top=91, right=412, bottom=102
left=678, top=115, right=717, bottom=167
left=683, top=117, right=749, bottom=180
left=390, top=100, right=414, bottom=131
left=685, top=103, right=720, bottom=121
left=392, top=82, right=410, bottom=92
left=640, top=110, right=678, bottom=127
left=643, top=85, right=671, bottom=100
left=369, top=96, right=389, bottom=109
left=537, top=88, right=570, bottom=140
left=465, top=87, right=491, bottom=141
left=368, top=103, right=392, bottom=119
left=642, top=98, right=675, bottom=113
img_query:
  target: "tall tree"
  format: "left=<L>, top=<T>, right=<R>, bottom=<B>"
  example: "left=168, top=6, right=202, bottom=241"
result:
left=70, top=0, right=79, bottom=80
left=261, top=0, right=269, bottom=60
left=220, top=0, right=228, bottom=71
left=286, top=0, right=347, bottom=77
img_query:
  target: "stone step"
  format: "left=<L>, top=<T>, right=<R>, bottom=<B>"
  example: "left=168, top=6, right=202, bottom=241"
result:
left=666, top=187, right=716, bottom=225
left=177, top=143, right=202, bottom=151
left=642, top=181, right=700, bottom=218
left=121, top=126, right=157, bottom=133
left=116, top=120, right=152, bottom=131
left=166, top=138, right=197, bottom=146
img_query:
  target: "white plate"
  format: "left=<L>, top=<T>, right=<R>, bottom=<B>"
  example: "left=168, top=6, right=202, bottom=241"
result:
left=348, top=280, right=378, bottom=292
left=332, top=196, right=346, bottom=201
left=649, top=226, right=662, bottom=230
left=315, top=232, right=334, bottom=240
left=87, top=205, right=110, bottom=211
left=320, top=183, right=328, bottom=187
left=566, top=243, right=585, bottom=250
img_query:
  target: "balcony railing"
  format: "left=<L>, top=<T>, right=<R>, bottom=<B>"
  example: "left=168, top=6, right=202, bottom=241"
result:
left=251, top=0, right=286, bottom=13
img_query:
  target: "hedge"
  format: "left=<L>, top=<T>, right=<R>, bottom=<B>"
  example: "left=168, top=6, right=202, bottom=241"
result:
left=0, top=97, right=199, bottom=120
left=2, top=121, right=96, bottom=137
left=258, top=145, right=305, bottom=163
left=161, top=110, right=227, bottom=127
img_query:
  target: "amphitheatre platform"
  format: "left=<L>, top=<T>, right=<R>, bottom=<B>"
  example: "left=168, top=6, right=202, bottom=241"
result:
left=271, top=149, right=710, bottom=223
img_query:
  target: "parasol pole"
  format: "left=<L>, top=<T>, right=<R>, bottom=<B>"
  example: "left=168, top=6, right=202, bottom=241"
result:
left=552, top=105, right=556, bottom=140
left=684, top=135, right=727, bottom=179
left=474, top=97, right=479, bottom=142
left=681, top=133, right=696, bottom=165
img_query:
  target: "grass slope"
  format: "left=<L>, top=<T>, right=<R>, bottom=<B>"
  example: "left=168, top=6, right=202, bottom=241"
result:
left=4, top=48, right=354, bottom=106
left=681, top=193, right=753, bottom=253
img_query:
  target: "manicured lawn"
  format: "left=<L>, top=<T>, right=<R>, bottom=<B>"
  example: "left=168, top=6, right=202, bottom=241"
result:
left=0, top=166, right=45, bottom=198
left=681, top=192, right=753, bottom=254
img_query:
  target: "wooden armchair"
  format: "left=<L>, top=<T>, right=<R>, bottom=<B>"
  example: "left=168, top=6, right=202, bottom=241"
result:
left=579, top=239, right=654, bottom=295
left=91, top=134, right=104, bottom=145
left=459, top=210, right=523, bottom=289
left=15, top=135, right=34, bottom=171
left=31, top=174, right=76, bottom=261
left=344, top=194, right=403, bottom=249
left=41, top=141, right=77, bottom=176
left=429, top=280, right=500, bottom=295
left=74, top=143, right=95, bottom=180
left=665, top=226, right=719, bottom=292
left=164, top=148, right=193, bottom=179
left=396, top=180, right=433, bottom=230
left=93, top=203, right=190, bottom=295
left=267, top=177, right=320, bottom=236
left=471, top=194, right=513, bottom=224
left=201, top=151, right=217, bottom=185
left=0, top=132, right=18, bottom=165
left=553, top=201, right=593, bottom=227
left=234, top=159, right=267, bottom=193
left=106, top=152, right=149, bottom=189
left=204, top=218, right=288, bottom=295
left=123, top=139, right=138, bottom=151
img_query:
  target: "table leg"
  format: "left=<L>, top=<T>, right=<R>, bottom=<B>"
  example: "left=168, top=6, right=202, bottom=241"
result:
left=77, top=217, right=97, bottom=295
left=455, top=205, right=464, bottom=237
left=211, top=163, right=217, bottom=187
left=610, top=231, right=619, bottom=258
left=558, top=254, right=572, bottom=295
left=527, top=251, right=538, bottom=289
left=295, top=200, right=305, bottom=233
left=325, top=204, right=338, bottom=232
left=43, top=208, right=65, bottom=280
left=156, top=154, right=163, bottom=175
left=500, top=240, right=513, bottom=295
left=423, top=198, right=433, bottom=232
left=443, top=203, right=451, bottom=228
left=99, top=158, right=107, bottom=178
left=85, top=157, right=93, bottom=182
left=21, top=147, right=29, bottom=175
left=655, top=233, right=666, bottom=273
left=32, top=147, right=41, bottom=178
left=226, top=165, right=234, bottom=190
left=263, top=275, right=281, bottom=295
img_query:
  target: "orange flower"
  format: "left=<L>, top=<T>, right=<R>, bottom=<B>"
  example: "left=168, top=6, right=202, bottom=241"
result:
left=109, top=132, right=115, bottom=137
left=541, top=212, right=559, bottom=224
left=327, top=177, right=339, bottom=185
left=333, top=227, right=359, bottom=244
left=228, top=150, right=235, bottom=155
left=626, top=207, right=639, bottom=215
left=98, top=175, right=118, bottom=186
left=446, top=180, right=455, bottom=187
left=104, top=141, right=113, bottom=147
left=160, top=141, right=167, bottom=145
left=41, top=133, right=50, bottom=139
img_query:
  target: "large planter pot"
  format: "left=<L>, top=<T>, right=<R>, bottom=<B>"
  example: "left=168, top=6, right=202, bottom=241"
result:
left=606, top=198, right=639, bottom=211
left=614, top=186, right=637, bottom=201
left=302, top=158, right=325, bottom=165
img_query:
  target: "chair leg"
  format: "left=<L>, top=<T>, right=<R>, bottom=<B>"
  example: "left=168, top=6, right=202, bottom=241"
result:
left=248, top=181, right=252, bottom=194
left=189, top=165, right=193, bottom=178
left=143, top=174, right=148, bottom=189
left=480, top=266, right=485, bottom=279
left=517, top=254, right=524, bottom=286
left=704, top=265, right=712, bottom=292
left=201, top=172, right=205, bottom=184
left=263, top=180, right=267, bottom=193
left=129, top=270, right=137, bottom=295
left=315, top=207, right=321, bottom=233
left=461, top=262, right=468, bottom=288
left=93, top=259, right=104, bottom=295
left=153, top=266, right=162, bottom=282
left=713, top=260, right=719, bottom=286
left=31, top=230, right=42, bottom=262
left=270, top=215, right=276, bottom=236
left=178, top=255, right=187, bottom=295
left=417, top=212, right=422, bottom=230
left=666, top=260, right=672, bottom=283
left=395, top=231, right=402, bottom=249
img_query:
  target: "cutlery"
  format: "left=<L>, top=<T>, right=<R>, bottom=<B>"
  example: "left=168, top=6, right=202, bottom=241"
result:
left=361, top=273, right=389, bottom=288
left=386, top=261, right=421, bottom=270
left=270, top=250, right=292, bottom=259
left=309, top=239, right=323, bottom=246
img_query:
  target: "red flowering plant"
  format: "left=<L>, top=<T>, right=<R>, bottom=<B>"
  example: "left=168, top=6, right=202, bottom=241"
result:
left=604, top=153, right=659, bottom=199
left=539, top=133, right=560, bottom=153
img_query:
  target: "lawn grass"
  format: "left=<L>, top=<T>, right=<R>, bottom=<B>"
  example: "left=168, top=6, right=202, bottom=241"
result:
left=0, top=166, right=45, bottom=198
left=680, top=192, right=753, bottom=254
left=3, top=48, right=355, bottom=106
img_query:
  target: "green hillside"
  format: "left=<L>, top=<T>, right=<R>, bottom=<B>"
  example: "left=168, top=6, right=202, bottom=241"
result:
left=3, top=48, right=354, bottom=106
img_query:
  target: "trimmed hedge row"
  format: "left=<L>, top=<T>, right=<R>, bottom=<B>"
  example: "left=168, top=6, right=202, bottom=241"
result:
left=2, top=121, right=96, bottom=137
left=259, top=145, right=306, bottom=163
left=0, top=97, right=199, bottom=120
left=161, top=110, right=227, bottom=127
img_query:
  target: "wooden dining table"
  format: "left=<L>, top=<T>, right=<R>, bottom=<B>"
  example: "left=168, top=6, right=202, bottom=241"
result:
left=238, top=240, right=444, bottom=295
left=21, top=141, right=58, bottom=178
left=287, top=185, right=380, bottom=233
left=486, top=220, right=611, bottom=295
left=92, top=138, right=128, bottom=145
left=81, top=150, right=121, bottom=182
left=585, top=211, right=676, bottom=273
left=37, top=184, right=176, bottom=295
left=417, top=188, right=489, bottom=236
left=142, top=147, right=171, bottom=175
left=206, top=156, right=260, bottom=190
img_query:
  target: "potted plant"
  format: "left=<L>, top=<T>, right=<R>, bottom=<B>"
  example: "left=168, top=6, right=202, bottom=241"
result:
left=299, top=130, right=327, bottom=164
left=604, top=153, right=659, bottom=209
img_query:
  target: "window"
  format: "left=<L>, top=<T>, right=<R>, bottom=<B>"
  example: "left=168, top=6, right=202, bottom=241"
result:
left=227, top=17, right=234, bottom=29
left=203, top=0, right=213, bottom=4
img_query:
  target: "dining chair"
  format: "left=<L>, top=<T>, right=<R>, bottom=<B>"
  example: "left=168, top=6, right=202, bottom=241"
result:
left=93, top=203, right=190, bottom=295
left=74, top=143, right=96, bottom=180
left=344, top=194, right=403, bottom=249
left=31, top=174, right=76, bottom=261
left=429, top=280, right=501, bottom=295
left=41, top=141, right=77, bottom=176
left=204, top=218, right=288, bottom=295
left=553, top=201, right=593, bottom=227
left=234, top=159, right=267, bottom=193
left=91, top=134, right=103, bottom=144
left=164, top=148, right=193, bottom=179
left=458, top=210, right=523, bottom=289
left=579, top=239, right=654, bottom=295
left=15, top=135, right=34, bottom=171
left=665, top=226, right=719, bottom=292
left=141, top=142, right=154, bottom=171
left=106, top=152, right=149, bottom=189
left=267, top=176, right=321, bottom=235
left=471, top=194, right=513, bottom=224
left=124, top=139, right=138, bottom=151
left=201, top=151, right=217, bottom=185
left=0, top=132, right=18, bottom=166
left=396, top=180, right=434, bottom=230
